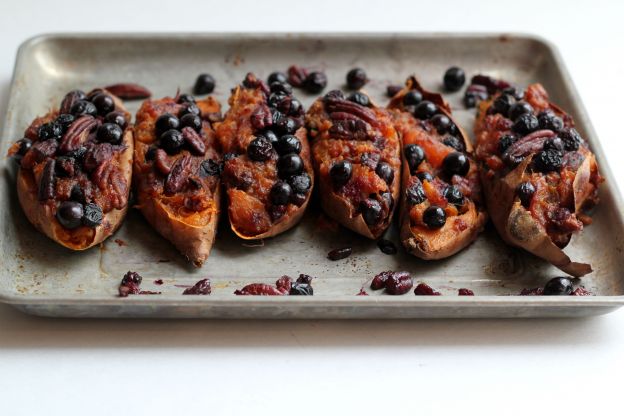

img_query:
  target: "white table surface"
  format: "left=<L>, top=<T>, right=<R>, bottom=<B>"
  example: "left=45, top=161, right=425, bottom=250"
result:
left=1, top=1, right=623, bottom=414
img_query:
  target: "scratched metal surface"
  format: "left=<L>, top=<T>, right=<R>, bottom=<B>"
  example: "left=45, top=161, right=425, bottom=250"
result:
left=1, top=33, right=623, bottom=318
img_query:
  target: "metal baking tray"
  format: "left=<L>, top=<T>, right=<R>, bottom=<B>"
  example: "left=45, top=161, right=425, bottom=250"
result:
left=1, top=33, right=623, bottom=318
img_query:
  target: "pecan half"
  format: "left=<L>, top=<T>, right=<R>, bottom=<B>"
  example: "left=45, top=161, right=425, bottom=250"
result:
left=38, top=159, right=56, bottom=200
left=93, top=160, right=128, bottom=210
left=503, top=129, right=556, bottom=165
left=164, top=155, right=193, bottom=195
left=59, top=90, right=84, bottom=115
left=59, top=116, right=99, bottom=154
left=325, top=97, right=379, bottom=127
left=181, top=127, right=206, bottom=156
left=83, top=143, right=113, bottom=172
left=103, top=83, right=152, bottom=100
left=287, top=65, right=308, bottom=87
left=153, top=149, right=172, bottom=175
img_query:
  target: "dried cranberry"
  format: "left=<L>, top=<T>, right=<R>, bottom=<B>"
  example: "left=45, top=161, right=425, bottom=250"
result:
left=414, top=283, right=441, bottom=296
left=183, top=278, right=212, bottom=295
left=371, top=271, right=392, bottom=290
left=328, top=247, right=352, bottom=261
left=385, top=272, right=413, bottom=295
left=458, top=288, right=474, bottom=296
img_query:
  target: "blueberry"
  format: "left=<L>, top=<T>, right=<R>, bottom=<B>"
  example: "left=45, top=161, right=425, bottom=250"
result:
left=442, top=152, right=470, bottom=177
left=177, top=94, right=196, bottom=104
left=443, top=135, right=465, bottom=152
left=275, top=117, right=297, bottom=135
left=290, top=192, right=307, bottom=207
left=463, top=92, right=478, bottom=108
left=516, top=181, right=535, bottom=207
left=155, top=113, right=180, bottom=135
left=491, top=94, right=515, bottom=116
left=416, top=171, right=433, bottom=182
left=324, top=90, right=345, bottom=101
left=543, top=276, right=573, bottom=295
left=270, top=81, right=292, bottom=95
left=270, top=181, right=292, bottom=205
left=180, top=113, right=202, bottom=132
left=348, top=92, right=370, bottom=107
left=543, top=137, right=565, bottom=152
left=431, top=114, right=451, bottom=134
left=15, top=138, right=32, bottom=156
left=329, top=160, right=352, bottom=187
left=288, top=173, right=311, bottom=194
left=304, top=71, right=327, bottom=94
left=247, top=136, right=274, bottom=161
left=534, top=149, right=562, bottom=172
left=82, top=203, right=103, bottom=227
left=193, top=73, right=216, bottom=95
left=403, top=90, right=423, bottom=106
left=423, top=205, right=446, bottom=228
left=91, top=93, right=115, bottom=116
left=288, top=98, right=303, bottom=116
left=56, top=201, right=84, bottom=229
left=443, top=67, right=466, bottom=91
left=498, top=134, right=518, bottom=154
left=96, top=123, right=123, bottom=144
left=558, top=128, right=583, bottom=151
left=444, top=185, right=464, bottom=206
left=69, top=184, right=85, bottom=204
left=277, top=153, right=304, bottom=178
left=263, top=130, right=279, bottom=146
left=346, top=68, right=367, bottom=90
left=413, top=100, right=437, bottom=119
left=160, top=129, right=184, bottom=154
left=502, top=87, right=524, bottom=100
left=55, top=156, right=75, bottom=177
left=70, top=100, right=97, bottom=117
left=104, top=111, right=127, bottom=129
left=290, top=282, right=313, bottom=296
left=406, top=182, right=426, bottom=205
left=268, top=92, right=287, bottom=108
left=38, top=122, right=63, bottom=141
left=375, top=161, right=394, bottom=185
left=179, top=104, right=201, bottom=118
left=508, top=102, right=534, bottom=121
left=359, top=199, right=383, bottom=225
left=145, top=146, right=158, bottom=162
left=268, top=71, right=288, bottom=85
left=404, top=144, right=425, bottom=173
left=537, top=111, right=563, bottom=132
left=275, top=134, right=301, bottom=155
left=512, top=113, right=539, bottom=135
left=55, top=114, right=75, bottom=132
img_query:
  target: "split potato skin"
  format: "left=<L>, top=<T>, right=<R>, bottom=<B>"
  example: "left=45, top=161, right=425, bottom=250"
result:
left=133, top=95, right=222, bottom=266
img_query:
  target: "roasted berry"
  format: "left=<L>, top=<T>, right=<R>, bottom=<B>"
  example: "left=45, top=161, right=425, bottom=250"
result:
left=413, top=100, right=437, bottom=120
left=387, top=85, right=402, bottom=97
left=543, top=276, right=573, bottom=296
left=444, top=185, right=464, bottom=206
left=414, top=283, right=441, bottom=296
left=498, top=134, right=517, bottom=154
left=275, top=134, right=301, bottom=155
left=304, top=71, right=327, bottom=93
left=516, top=181, right=535, bottom=207
left=404, top=144, right=425, bottom=173
left=91, top=93, right=115, bottom=116
left=416, top=171, right=433, bottom=182
left=443, top=66, right=466, bottom=92
left=403, top=90, right=423, bottom=106
left=193, top=73, right=215, bottom=95
left=179, top=104, right=201, bottom=117
left=543, top=137, right=565, bottom=152
left=155, top=113, right=180, bottom=135
left=348, top=92, right=370, bottom=107
left=82, top=203, right=103, bottom=227
left=268, top=71, right=288, bottom=85
left=534, top=149, right=562, bottom=172
left=346, top=68, right=367, bottom=90
left=270, top=181, right=292, bottom=205
left=277, top=153, right=304, bottom=178
left=104, top=111, right=127, bottom=129
left=55, top=114, right=75, bottom=132
left=160, top=129, right=185, bottom=155
left=288, top=173, right=311, bottom=194
left=491, top=94, right=515, bottom=116
left=442, top=152, right=470, bottom=177
left=270, top=81, right=292, bottom=95
left=121, top=271, right=142, bottom=286
left=423, top=205, right=446, bottom=228
left=558, top=128, right=583, bottom=151
left=275, top=117, right=297, bottom=135
left=431, top=114, right=451, bottom=134
left=38, top=122, right=63, bottom=141
left=360, top=199, right=383, bottom=225
left=263, top=130, right=279, bottom=146
left=385, top=271, right=413, bottom=295
left=96, top=123, right=123, bottom=144
left=70, top=100, right=97, bottom=117
left=508, top=102, right=534, bottom=121
left=330, top=160, right=352, bottom=187
left=177, top=94, right=196, bottom=104
left=290, top=282, right=313, bottom=296
left=512, top=113, right=539, bottom=135
left=406, top=182, right=426, bottom=205
left=56, top=201, right=84, bottom=229
left=180, top=113, right=202, bottom=132
left=443, top=136, right=465, bottom=152
left=375, top=162, right=394, bottom=184
left=247, top=136, right=274, bottom=161
left=537, top=111, right=563, bottom=132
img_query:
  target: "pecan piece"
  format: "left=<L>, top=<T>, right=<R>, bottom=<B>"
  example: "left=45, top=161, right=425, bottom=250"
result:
left=181, top=127, right=206, bottom=156
left=502, top=129, right=556, bottom=166
left=59, top=116, right=99, bottom=154
left=83, top=143, right=113, bottom=172
left=38, top=159, right=56, bottom=200
left=153, top=149, right=172, bottom=175
left=103, top=83, right=152, bottom=100
left=164, top=155, right=193, bottom=195
left=325, top=99, right=379, bottom=127
left=21, top=139, right=58, bottom=169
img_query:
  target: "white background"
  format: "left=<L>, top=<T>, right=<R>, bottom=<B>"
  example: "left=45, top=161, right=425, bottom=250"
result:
left=1, top=0, right=623, bottom=414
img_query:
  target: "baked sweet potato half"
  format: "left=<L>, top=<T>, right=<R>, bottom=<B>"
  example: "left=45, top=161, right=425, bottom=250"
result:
left=388, top=77, right=487, bottom=259
left=215, top=73, right=314, bottom=239
left=133, top=94, right=222, bottom=266
left=7, top=88, right=133, bottom=250
left=305, top=90, right=401, bottom=239
left=474, top=81, right=602, bottom=276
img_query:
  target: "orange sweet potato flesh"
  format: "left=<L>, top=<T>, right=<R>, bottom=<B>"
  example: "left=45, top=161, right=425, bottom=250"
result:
left=388, top=77, right=487, bottom=259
